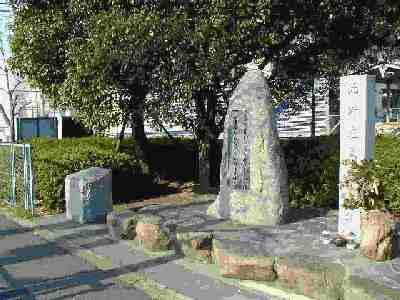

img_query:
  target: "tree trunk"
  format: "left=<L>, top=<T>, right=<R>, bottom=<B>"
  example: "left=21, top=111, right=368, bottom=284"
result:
left=0, top=102, right=14, bottom=142
left=197, top=134, right=220, bottom=191
left=115, top=116, right=127, bottom=152
left=154, top=118, right=175, bottom=141
left=208, top=136, right=220, bottom=188
left=131, top=99, right=150, bottom=175
left=4, top=65, right=15, bottom=143
left=328, top=77, right=339, bottom=134
left=0, top=103, right=11, bottom=128
left=9, top=97, right=15, bottom=142
left=9, top=116, right=15, bottom=142
left=195, top=89, right=220, bottom=191
left=198, top=140, right=210, bottom=191
left=385, top=79, right=391, bottom=123
left=311, top=78, right=316, bottom=138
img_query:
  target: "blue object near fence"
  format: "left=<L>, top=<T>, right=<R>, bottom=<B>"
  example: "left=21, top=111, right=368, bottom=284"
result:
left=274, top=100, right=289, bottom=115
left=17, top=117, right=58, bottom=141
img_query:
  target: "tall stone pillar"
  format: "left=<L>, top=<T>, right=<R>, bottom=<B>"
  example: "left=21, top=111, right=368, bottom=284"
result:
left=338, top=75, right=376, bottom=238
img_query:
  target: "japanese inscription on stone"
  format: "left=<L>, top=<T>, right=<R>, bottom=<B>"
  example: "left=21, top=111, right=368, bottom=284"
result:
left=227, top=110, right=250, bottom=190
left=339, top=75, right=376, bottom=238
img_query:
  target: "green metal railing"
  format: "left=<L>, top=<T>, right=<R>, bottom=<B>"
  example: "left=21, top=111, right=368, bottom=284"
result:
left=0, top=143, right=34, bottom=215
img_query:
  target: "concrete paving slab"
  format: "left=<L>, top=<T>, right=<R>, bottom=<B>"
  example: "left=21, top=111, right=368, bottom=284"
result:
left=91, top=241, right=280, bottom=300
left=0, top=215, right=150, bottom=300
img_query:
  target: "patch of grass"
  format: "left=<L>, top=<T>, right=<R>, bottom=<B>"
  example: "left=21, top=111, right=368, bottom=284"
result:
left=76, top=247, right=189, bottom=300
left=33, top=229, right=56, bottom=240
left=12, top=206, right=35, bottom=220
left=0, top=201, right=35, bottom=221
left=76, top=249, right=114, bottom=270
left=113, top=203, right=129, bottom=214
left=117, top=272, right=191, bottom=300
left=126, top=240, right=175, bottom=258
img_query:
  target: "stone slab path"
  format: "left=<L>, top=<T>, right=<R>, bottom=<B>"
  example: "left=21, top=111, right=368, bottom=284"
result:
left=0, top=210, right=283, bottom=299
left=3, top=199, right=400, bottom=299
left=0, top=215, right=151, bottom=300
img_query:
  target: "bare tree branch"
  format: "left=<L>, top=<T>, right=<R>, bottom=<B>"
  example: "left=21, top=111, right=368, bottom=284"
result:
left=10, top=78, right=23, bottom=95
left=16, top=100, right=32, bottom=116
left=0, top=53, right=29, bottom=141
left=0, top=102, right=11, bottom=127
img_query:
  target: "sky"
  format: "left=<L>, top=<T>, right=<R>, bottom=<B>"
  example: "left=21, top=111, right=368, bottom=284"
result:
left=0, top=1, right=12, bottom=57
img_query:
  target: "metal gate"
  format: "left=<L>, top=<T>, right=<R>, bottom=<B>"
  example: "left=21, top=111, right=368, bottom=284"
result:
left=0, top=143, right=35, bottom=215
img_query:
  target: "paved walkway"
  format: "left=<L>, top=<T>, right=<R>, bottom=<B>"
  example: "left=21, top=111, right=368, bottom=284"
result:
left=0, top=213, right=282, bottom=300
left=4, top=199, right=399, bottom=299
left=0, top=215, right=151, bottom=300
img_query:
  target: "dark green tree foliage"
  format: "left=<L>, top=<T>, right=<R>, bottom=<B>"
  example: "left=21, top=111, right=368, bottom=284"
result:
left=149, top=1, right=390, bottom=188
left=10, top=0, right=167, bottom=171
left=10, top=0, right=395, bottom=189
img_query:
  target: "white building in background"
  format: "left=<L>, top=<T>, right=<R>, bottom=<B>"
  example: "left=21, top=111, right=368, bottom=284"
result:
left=370, top=61, right=400, bottom=123
left=0, top=1, right=61, bottom=142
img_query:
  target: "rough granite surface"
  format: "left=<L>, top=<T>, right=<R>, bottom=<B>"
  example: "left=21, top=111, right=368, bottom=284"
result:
left=208, top=70, right=289, bottom=226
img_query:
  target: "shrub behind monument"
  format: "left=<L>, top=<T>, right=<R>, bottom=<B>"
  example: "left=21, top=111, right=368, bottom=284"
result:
left=283, top=136, right=340, bottom=209
left=31, top=137, right=142, bottom=212
left=284, top=134, right=400, bottom=211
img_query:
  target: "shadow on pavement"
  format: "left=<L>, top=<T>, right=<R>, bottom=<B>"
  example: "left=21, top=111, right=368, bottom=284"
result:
left=1, top=252, right=182, bottom=300
left=0, top=214, right=182, bottom=299
left=0, top=228, right=116, bottom=267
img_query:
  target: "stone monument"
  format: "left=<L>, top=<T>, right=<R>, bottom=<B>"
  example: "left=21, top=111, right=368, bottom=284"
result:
left=207, top=70, right=288, bottom=226
left=65, top=167, right=113, bottom=224
left=339, top=75, right=376, bottom=238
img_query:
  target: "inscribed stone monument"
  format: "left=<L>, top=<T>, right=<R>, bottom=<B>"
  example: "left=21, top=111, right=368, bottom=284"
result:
left=339, top=75, right=376, bottom=238
left=65, top=167, right=113, bottom=224
left=207, top=70, right=288, bottom=226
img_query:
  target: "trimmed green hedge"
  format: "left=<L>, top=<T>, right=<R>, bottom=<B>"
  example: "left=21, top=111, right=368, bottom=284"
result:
left=284, top=134, right=400, bottom=210
left=30, top=137, right=144, bottom=212
left=30, top=136, right=197, bottom=213
left=374, top=135, right=400, bottom=212
left=29, top=134, right=400, bottom=214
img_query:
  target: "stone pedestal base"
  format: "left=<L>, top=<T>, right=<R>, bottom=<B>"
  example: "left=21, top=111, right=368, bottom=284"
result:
left=65, top=167, right=112, bottom=224
left=360, top=210, right=398, bottom=261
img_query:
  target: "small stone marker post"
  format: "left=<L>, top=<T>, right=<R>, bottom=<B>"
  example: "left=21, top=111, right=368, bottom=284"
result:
left=65, top=167, right=113, bottom=224
left=339, top=75, right=376, bottom=238
left=207, top=70, right=288, bottom=226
